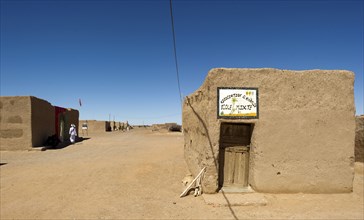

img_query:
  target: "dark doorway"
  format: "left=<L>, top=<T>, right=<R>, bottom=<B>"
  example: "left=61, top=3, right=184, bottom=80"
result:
left=219, top=123, right=252, bottom=190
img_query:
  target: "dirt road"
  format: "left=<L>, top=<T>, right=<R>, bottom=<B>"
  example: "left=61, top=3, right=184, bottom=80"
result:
left=1, top=129, right=363, bottom=219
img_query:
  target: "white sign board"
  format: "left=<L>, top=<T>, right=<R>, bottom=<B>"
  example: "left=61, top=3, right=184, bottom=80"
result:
left=217, top=87, right=259, bottom=119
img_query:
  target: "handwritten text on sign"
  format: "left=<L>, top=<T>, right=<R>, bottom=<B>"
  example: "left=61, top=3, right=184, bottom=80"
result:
left=218, top=87, right=259, bottom=119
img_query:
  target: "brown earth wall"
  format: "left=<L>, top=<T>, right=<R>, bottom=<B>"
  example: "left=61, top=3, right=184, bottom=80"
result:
left=1, top=96, right=79, bottom=150
left=79, top=120, right=108, bottom=135
left=0, top=96, right=33, bottom=150
left=355, top=115, right=364, bottom=162
left=30, top=96, right=55, bottom=147
left=183, top=68, right=356, bottom=193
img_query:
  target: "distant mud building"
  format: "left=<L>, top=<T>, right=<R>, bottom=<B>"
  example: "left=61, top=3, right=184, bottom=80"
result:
left=183, top=68, right=356, bottom=194
left=152, top=123, right=182, bottom=132
left=78, top=120, right=132, bottom=134
left=0, top=96, right=79, bottom=150
left=79, top=120, right=111, bottom=134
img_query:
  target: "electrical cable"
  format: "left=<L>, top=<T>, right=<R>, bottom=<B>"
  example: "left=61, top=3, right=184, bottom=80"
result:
left=169, top=0, right=183, bottom=106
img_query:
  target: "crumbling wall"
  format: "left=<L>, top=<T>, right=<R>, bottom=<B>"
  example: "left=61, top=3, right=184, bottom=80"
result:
left=355, top=115, right=364, bottom=162
left=30, top=96, right=55, bottom=147
left=183, top=68, right=355, bottom=193
left=0, top=96, right=32, bottom=150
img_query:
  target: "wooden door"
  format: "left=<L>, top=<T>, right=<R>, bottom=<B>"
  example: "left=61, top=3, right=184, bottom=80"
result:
left=219, top=123, right=251, bottom=188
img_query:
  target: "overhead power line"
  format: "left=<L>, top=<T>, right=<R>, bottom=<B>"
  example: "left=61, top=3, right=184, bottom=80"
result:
left=116, top=113, right=181, bottom=120
left=169, top=0, right=183, bottom=106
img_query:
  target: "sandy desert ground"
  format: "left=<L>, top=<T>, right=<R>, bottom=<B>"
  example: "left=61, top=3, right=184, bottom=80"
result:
left=0, top=128, right=363, bottom=219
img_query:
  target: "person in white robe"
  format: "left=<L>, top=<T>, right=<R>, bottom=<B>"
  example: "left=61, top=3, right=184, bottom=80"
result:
left=69, top=124, right=77, bottom=143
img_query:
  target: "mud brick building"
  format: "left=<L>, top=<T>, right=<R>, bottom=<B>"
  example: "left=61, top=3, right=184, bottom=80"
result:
left=183, top=68, right=356, bottom=194
left=0, top=96, right=79, bottom=150
left=78, top=120, right=112, bottom=134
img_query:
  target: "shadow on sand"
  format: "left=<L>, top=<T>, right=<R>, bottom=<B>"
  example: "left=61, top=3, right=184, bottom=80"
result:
left=45, top=137, right=91, bottom=150
left=186, top=97, right=238, bottom=220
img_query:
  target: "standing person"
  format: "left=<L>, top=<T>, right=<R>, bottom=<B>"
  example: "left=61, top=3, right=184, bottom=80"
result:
left=69, top=124, right=77, bottom=144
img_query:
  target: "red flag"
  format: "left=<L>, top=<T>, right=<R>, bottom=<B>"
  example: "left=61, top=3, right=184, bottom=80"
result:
left=79, top=98, right=82, bottom=107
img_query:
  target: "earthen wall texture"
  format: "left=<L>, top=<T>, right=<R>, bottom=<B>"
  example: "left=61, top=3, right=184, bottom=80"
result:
left=1, top=96, right=79, bottom=150
left=183, top=68, right=356, bottom=193
left=79, top=120, right=108, bottom=134
left=0, top=96, right=33, bottom=150
left=355, top=115, right=364, bottom=162
left=30, top=96, right=55, bottom=147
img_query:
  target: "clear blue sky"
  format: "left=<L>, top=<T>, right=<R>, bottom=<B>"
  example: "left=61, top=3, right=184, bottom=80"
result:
left=1, top=0, right=363, bottom=125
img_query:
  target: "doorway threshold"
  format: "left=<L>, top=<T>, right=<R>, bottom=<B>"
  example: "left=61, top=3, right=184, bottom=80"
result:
left=220, top=185, right=254, bottom=193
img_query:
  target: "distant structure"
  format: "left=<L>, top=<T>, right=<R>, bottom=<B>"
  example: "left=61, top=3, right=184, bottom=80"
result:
left=152, top=123, right=182, bottom=132
left=81, top=120, right=88, bottom=136
left=183, top=68, right=356, bottom=194
left=0, top=96, right=79, bottom=150
left=79, top=120, right=112, bottom=134
left=78, top=120, right=131, bottom=134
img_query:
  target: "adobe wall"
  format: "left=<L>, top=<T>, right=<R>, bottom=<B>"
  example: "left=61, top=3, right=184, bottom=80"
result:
left=1, top=96, right=79, bottom=150
left=79, top=120, right=108, bottom=135
left=355, top=115, right=364, bottom=162
left=0, top=96, right=33, bottom=150
left=183, top=68, right=355, bottom=193
left=30, top=96, right=55, bottom=147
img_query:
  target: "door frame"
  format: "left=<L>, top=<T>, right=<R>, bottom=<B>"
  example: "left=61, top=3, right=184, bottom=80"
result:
left=218, top=122, right=254, bottom=190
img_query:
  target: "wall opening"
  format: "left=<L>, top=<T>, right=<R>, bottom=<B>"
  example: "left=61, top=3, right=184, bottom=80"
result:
left=59, top=117, right=65, bottom=142
left=218, top=122, right=253, bottom=191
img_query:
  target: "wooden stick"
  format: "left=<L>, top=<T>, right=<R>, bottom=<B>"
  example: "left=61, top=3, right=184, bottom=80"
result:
left=180, top=167, right=206, bottom=198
